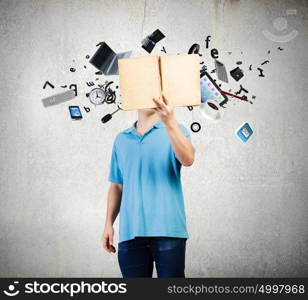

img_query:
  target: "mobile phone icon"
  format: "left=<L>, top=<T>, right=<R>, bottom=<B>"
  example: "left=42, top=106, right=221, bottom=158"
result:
left=69, top=106, right=82, bottom=120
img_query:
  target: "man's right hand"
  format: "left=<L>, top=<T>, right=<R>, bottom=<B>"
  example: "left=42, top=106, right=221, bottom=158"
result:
left=102, top=225, right=116, bottom=253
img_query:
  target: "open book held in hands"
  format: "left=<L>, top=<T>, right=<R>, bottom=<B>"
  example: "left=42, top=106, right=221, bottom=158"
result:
left=118, top=54, right=201, bottom=110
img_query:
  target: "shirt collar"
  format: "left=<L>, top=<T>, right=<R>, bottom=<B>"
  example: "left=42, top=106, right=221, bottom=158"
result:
left=123, top=119, right=164, bottom=134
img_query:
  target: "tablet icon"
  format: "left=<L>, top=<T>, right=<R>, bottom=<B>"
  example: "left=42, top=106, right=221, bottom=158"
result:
left=3, top=281, right=20, bottom=297
left=262, top=9, right=298, bottom=42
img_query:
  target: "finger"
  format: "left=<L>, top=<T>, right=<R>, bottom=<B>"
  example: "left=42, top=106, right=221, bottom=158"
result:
left=102, top=237, right=108, bottom=252
left=154, top=107, right=164, bottom=115
left=162, top=93, right=169, bottom=105
left=159, top=104, right=169, bottom=115
left=159, top=97, right=168, bottom=109
left=107, top=237, right=113, bottom=253
left=153, top=97, right=164, bottom=108
left=107, top=237, right=115, bottom=253
left=152, top=99, right=161, bottom=110
left=105, top=238, right=110, bottom=252
left=108, top=236, right=116, bottom=253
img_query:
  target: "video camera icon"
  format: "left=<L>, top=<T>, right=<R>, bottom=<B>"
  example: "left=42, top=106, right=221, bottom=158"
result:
left=262, top=9, right=298, bottom=43
left=3, top=281, right=20, bottom=297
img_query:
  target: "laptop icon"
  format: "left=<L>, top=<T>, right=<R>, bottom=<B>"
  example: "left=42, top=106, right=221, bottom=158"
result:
left=89, top=42, right=131, bottom=75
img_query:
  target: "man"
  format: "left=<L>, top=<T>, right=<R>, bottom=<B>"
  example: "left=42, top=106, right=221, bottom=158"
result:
left=101, top=95, right=195, bottom=277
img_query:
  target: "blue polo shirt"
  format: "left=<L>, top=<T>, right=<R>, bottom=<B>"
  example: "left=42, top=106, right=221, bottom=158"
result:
left=108, top=119, right=191, bottom=243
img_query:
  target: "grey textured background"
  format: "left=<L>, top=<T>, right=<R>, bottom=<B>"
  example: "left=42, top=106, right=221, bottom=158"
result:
left=0, top=0, right=307, bottom=277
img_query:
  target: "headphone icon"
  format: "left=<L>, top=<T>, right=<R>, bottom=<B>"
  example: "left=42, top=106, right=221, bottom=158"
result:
left=262, top=9, right=298, bottom=43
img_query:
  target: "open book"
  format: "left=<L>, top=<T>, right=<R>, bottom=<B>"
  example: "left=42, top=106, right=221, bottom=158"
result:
left=118, top=54, right=201, bottom=110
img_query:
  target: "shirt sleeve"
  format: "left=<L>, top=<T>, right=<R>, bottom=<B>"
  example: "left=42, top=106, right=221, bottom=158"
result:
left=108, top=138, right=123, bottom=184
left=179, top=123, right=191, bottom=140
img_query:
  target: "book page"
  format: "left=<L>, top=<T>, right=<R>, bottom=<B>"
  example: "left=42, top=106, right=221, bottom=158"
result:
left=118, top=56, right=161, bottom=110
left=160, top=54, right=201, bottom=107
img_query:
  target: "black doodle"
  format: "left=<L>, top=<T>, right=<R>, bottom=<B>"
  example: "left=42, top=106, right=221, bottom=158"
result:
left=278, top=47, right=284, bottom=51
left=261, top=60, right=269, bottom=65
left=211, top=49, right=219, bottom=59
left=86, top=93, right=89, bottom=97
left=69, top=84, right=78, bottom=96
left=96, top=78, right=99, bottom=81
left=84, top=65, right=87, bottom=69
left=190, top=122, right=201, bottom=133
left=201, top=65, right=207, bottom=71
left=218, top=84, right=222, bottom=87
left=241, top=95, right=248, bottom=100
left=268, top=50, right=271, bottom=54
left=86, top=55, right=90, bottom=59
left=60, top=85, right=67, bottom=88
left=210, top=69, right=216, bottom=73
left=249, top=65, right=252, bottom=71
left=252, top=95, right=256, bottom=100
left=257, top=68, right=265, bottom=77
left=70, top=68, right=76, bottom=72
left=43, top=81, right=55, bottom=89
left=84, top=106, right=90, bottom=113
left=102, top=81, right=116, bottom=104
left=235, top=84, right=249, bottom=95
left=95, top=71, right=103, bottom=75
left=116, top=86, right=118, bottom=89
left=87, top=82, right=95, bottom=87
left=241, top=85, right=248, bottom=93
left=161, top=46, right=166, bottom=53
left=188, top=44, right=200, bottom=54
left=198, top=53, right=202, bottom=56
left=200, top=61, right=204, bottom=65
left=205, top=35, right=211, bottom=48
left=236, top=61, right=242, bottom=65
left=187, top=106, right=193, bottom=111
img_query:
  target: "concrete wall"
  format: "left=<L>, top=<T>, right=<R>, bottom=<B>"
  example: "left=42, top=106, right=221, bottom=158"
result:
left=0, top=0, right=307, bottom=277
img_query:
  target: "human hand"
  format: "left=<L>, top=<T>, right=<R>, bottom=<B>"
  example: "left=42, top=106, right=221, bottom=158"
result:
left=152, top=94, right=175, bottom=125
left=102, top=225, right=116, bottom=253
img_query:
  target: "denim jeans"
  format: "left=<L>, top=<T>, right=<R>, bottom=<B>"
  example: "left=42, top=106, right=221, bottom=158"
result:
left=117, top=236, right=187, bottom=278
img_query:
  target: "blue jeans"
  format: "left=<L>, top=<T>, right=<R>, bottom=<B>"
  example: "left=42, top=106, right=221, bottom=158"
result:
left=117, top=236, right=187, bottom=278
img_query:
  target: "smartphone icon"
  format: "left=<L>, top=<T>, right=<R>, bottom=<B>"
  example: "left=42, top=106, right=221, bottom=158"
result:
left=69, top=106, right=82, bottom=120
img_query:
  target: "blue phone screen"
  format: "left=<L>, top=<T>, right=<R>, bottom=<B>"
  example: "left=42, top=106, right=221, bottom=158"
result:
left=69, top=107, right=82, bottom=118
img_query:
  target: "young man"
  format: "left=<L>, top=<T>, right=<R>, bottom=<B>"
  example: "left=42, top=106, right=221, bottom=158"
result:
left=101, top=95, right=195, bottom=277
